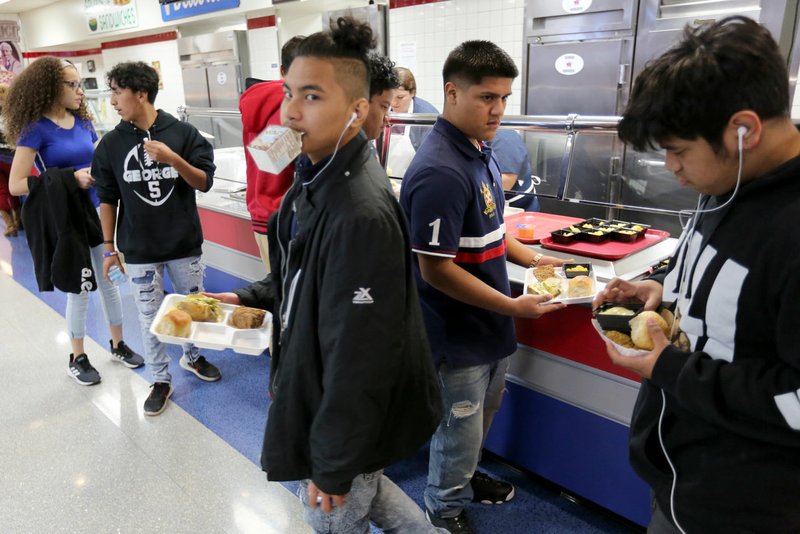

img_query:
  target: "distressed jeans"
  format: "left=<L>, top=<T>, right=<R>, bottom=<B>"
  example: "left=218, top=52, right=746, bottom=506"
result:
left=298, top=471, right=445, bottom=534
left=126, top=256, right=205, bottom=383
left=424, top=357, right=510, bottom=518
left=66, top=243, right=124, bottom=339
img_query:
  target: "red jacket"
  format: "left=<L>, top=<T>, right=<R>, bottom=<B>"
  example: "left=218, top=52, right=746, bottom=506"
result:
left=240, top=80, right=294, bottom=234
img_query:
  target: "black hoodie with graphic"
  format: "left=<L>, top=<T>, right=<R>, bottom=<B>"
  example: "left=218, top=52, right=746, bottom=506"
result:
left=92, top=110, right=214, bottom=264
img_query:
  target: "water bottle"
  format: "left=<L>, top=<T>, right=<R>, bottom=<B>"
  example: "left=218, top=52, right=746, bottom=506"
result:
left=109, top=265, right=126, bottom=286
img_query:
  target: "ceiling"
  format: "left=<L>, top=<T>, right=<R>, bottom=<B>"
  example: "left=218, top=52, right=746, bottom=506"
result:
left=0, top=0, right=61, bottom=15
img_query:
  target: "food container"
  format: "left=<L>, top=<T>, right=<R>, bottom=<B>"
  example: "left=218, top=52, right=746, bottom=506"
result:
left=524, top=266, right=598, bottom=305
left=515, top=223, right=535, bottom=240
left=627, top=222, right=651, bottom=238
left=579, top=229, right=611, bottom=243
left=591, top=319, right=648, bottom=358
left=562, top=263, right=592, bottom=279
left=150, top=294, right=272, bottom=356
left=550, top=229, right=577, bottom=244
left=582, top=217, right=609, bottom=227
left=610, top=228, right=639, bottom=242
left=593, top=301, right=643, bottom=333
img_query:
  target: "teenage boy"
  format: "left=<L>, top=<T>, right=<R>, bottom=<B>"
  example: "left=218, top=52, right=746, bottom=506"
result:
left=205, top=18, right=443, bottom=534
left=594, top=16, right=800, bottom=533
left=362, top=52, right=400, bottom=142
left=93, top=61, right=220, bottom=417
left=400, top=41, right=569, bottom=533
left=240, top=36, right=304, bottom=271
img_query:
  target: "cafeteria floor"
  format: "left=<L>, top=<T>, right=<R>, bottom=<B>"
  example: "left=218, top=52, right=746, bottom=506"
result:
left=0, top=231, right=641, bottom=534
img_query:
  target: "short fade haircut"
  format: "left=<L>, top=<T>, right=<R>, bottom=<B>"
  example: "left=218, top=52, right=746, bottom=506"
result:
left=442, top=40, right=518, bottom=87
left=619, top=16, right=789, bottom=152
left=281, top=35, right=305, bottom=73
left=106, top=61, right=160, bottom=104
left=293, top=16, right=375, bottom=101
left=367, top=52, right=400, bottom=99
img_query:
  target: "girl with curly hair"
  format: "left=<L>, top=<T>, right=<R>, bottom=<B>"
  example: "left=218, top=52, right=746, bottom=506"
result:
left=3, top=56, right=143, bottom=384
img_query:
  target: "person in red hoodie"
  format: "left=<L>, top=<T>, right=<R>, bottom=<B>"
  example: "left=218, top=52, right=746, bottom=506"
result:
left=239, top=36, right=305, bottom=270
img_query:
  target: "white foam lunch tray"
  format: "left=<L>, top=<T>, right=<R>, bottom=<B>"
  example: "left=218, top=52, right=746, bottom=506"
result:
left=149, top=294, right=272, bottom=356
left=523, top=266, right=599, bottom=305
left=590, top=318, right=648, bottom=358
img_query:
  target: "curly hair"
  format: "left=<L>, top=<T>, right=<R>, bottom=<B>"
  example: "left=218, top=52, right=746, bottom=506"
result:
left=368, top=53, right=400, bottom=98
left=1, top=56, right=93, bottom=146
left=106, top=61, right=159, bottom=103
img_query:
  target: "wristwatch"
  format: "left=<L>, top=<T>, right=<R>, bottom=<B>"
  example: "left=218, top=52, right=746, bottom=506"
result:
left=528, top=252, right=543, bottom=268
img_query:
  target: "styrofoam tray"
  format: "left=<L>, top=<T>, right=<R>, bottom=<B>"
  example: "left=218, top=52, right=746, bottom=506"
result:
left=149, top=294, right=272, bottom=356
left=591, top=318, right=648, bottom=358
left=523, top=267, right=598, bottom=305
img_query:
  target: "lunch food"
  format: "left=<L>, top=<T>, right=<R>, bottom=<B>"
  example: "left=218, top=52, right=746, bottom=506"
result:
left=533, top=264, right=557, bottom=282
left=155, top=309, right=192, bottom=338
left=176, top=294, right=222, bottom=322
left=598, top=306, right=636, bottom=316
left=629, top=310, right=670, bottom=350
left=565, top=265, right=588, bottom=273
left=529, top=277, right=563, bottom=297
left=605, top=330, right=635, bottom=348
left=229, top=306, right=267, bottom=329
left=567, top=275, right=593, bottom=298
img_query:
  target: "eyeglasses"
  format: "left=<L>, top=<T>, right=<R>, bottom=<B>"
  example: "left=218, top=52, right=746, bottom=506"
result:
left=63, top=80, right=84, bottom=91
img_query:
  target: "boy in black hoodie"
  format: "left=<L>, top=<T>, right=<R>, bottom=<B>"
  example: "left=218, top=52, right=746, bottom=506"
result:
left=93, top=61, right=220, bottom=417
left=206, top=17, right=443, bottom=534
left=594, top=16, right=800, bottom=533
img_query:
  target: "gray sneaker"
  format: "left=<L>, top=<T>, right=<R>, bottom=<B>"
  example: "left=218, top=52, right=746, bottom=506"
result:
left=68, top=354, right=101, bottom=385
left=110, top=340, right=144, bottom=369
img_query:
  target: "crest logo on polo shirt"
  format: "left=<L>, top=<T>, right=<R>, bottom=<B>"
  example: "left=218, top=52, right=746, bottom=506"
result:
left=480, top=182, right=497, bottom=218
left=121, top=143, right=180, bottom=207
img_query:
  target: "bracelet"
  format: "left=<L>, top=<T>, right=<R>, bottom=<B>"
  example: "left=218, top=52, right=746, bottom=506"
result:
left=528, top=253, right=543, bottom=269
left=103, top=240, right=114, bottom=244
left=103, top=251, right=118, bottom=258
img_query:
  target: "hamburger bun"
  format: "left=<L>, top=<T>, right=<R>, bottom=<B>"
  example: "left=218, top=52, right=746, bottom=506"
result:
left=629, top=310, right=670, bottom=350
left=567, top=275, right=593, bottom=298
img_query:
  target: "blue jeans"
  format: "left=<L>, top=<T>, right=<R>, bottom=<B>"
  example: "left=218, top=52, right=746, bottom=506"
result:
left=126, top=256, right=205, bottom=383
left=298, top=471, right=444, bottom=534
left=424, top=357, right=510, bottom=518
left=66, top=243, right=123, bottom=340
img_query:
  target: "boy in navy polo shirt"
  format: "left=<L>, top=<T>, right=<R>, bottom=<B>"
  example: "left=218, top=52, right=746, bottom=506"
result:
left=400, top=41, right=569, bottom=533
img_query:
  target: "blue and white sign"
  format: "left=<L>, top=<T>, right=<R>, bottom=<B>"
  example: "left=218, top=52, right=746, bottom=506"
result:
left=160, top=0, right=240, bottom=22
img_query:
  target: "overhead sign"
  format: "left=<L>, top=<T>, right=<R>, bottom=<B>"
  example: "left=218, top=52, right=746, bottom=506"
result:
left=160, top=0, right=241, bottom=22
left=85, top=0, right=138, bottom=34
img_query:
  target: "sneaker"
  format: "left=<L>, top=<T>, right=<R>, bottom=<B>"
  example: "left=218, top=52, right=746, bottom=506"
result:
left=68, top=354, right=101, bottom=385
left=109, top=340, right=145, bottom=369
left=470, top=471, right=515, bottom=504
left=143, top=382, right=173, bottom=416
left=179, top=355, right=221, bottom=382
left=426, top=510, right=473, bottom=534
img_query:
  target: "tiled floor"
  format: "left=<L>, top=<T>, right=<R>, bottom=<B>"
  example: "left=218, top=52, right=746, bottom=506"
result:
left=0, top=231, right=640, bottom=533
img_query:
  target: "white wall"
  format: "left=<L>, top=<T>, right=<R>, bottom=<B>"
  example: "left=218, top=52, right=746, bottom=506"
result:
left=388, top=0, right=527, bottom=115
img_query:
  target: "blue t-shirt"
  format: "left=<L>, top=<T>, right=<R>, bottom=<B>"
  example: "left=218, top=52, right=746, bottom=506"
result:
left=18, top=116, right=99, bottom=206
left=400, top=117, right=517, bottom=368
left=491, top=129, right=540, bottom=212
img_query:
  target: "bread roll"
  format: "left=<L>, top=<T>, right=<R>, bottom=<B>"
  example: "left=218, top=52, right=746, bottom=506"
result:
left=629, top=310, right=670, bottom=350
left=567, top=275, right=593, bottom=298
left=155, top=309, right=192, bottom=338
left=229, top=306, right=267, bottom=329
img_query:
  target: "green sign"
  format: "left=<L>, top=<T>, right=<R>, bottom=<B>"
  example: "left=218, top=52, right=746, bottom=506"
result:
left=85, top=0, right=139, bottom=34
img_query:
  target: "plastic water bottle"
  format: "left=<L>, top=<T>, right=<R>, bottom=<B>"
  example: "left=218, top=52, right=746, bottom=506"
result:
left=109, top=265, right=126, bottom=286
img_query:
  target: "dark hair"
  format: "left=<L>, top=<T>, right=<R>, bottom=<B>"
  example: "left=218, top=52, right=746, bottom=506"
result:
left=294, top=16, right=375, bottom=100
left=106, top=61, right=160, bottom=104
left=442, top=40, right=518, bottom=87
left=396, top=67, right=416, bottom=95
left=619, top=16, right=789, bottom=152
left=367, top=53, right=400, bottom=98
left=281, top=35, right=305, bottom=72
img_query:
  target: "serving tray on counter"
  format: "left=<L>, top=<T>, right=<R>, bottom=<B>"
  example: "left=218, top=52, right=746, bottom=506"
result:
left=540, top=229, right=670, bottom=261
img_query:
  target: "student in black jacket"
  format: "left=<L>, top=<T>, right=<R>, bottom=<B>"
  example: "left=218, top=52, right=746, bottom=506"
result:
left=594, top=17, right=800, bottom=533
left=206, top=17, right=443, bottom=534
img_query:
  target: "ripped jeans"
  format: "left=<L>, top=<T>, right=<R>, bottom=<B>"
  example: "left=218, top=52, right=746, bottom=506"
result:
left=424, top=357, right=509, bottom=518
left=126, top=256, right=205, bottom=384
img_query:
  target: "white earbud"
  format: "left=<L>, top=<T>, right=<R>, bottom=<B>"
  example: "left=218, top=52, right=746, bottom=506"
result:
left=350, top=111, right=358, bottom=122
left=737, top=125, right=748, bottom=139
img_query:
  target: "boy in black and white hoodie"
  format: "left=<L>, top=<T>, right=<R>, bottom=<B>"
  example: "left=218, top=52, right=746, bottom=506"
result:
left=595, top=17, right=800, bottom=533
left=93, top=61, right=219, bottom=417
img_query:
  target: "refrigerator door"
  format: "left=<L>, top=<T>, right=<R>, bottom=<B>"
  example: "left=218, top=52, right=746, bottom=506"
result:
left=207, top=64, right=243, bottom=149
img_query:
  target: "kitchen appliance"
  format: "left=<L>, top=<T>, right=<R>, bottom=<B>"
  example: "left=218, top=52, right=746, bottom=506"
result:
left=179, top=30, right=250, bottom=149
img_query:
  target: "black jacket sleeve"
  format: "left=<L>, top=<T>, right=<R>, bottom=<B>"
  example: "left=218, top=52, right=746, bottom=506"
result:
left=233, top=274, right=275, bottom=311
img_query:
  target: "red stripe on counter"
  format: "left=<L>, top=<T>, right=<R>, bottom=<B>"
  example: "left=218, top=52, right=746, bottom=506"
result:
left=390, top=0, right=447, bottom=8
left=247, top=15, right=277, bottom=30
left=513, top=305, right=641, bottom=383
left=24, top=48, right=103, bottom=58
left=198, top=208, right=261, bottom=258
left=454, top=241, right=507, bottom=264
left=101, top=31, right=178, bottom=50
